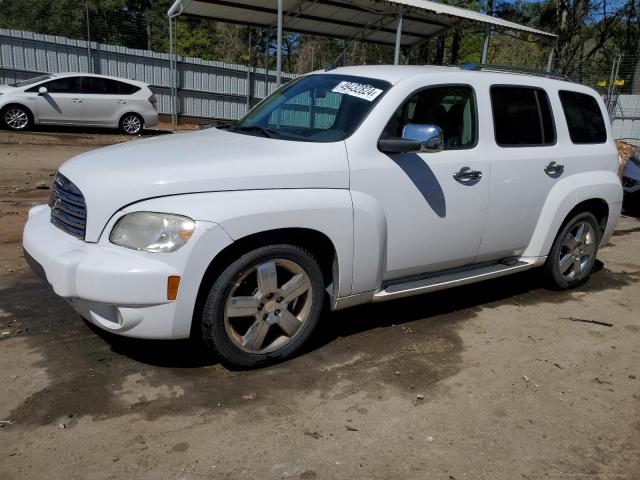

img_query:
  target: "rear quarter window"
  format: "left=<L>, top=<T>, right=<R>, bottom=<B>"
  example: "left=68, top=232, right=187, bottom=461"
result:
left=558, top=91, right=607, bottom=144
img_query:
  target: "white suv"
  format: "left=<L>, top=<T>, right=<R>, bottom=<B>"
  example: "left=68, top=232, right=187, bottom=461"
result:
left=23, top=65, right=623, bottom=367
left=1, top=73, right=158, bottom=135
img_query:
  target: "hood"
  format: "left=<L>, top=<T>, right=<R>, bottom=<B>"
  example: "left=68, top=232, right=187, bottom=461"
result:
left=0, top=85, right=16, bottom=94
left=58, top=128, right=349, bottom=241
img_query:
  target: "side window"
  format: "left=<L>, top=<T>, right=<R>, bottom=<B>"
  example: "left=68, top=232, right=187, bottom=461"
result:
left=82, top=77, right=131, bottom=94
left=26, top=76, right=82, bottom=94
left=490, top=86, right=556, bottom=147
left=383, top=85, right=477, bottom=149
left=117, top=81, right=141, bottom=95
left=559, top=91, right=607, bottom=144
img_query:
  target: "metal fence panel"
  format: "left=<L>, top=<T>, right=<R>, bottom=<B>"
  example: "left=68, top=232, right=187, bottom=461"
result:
left=0, top=28, right=296, bottom=120
left=611, top=95, right=640, bottom=145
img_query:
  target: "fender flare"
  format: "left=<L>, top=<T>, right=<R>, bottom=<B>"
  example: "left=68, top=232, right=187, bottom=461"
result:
left=122, top=189, right=355, bottom=334
left=524, top=171, right=622, bottom=258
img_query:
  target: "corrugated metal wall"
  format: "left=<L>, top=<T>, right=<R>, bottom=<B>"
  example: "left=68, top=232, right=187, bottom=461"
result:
left=611, top=95, right=640, bottom=145
left=0, top=28, right=297, bottom=120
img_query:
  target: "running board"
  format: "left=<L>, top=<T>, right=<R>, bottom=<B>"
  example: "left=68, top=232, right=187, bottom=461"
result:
left=372, top=260, right=536, bottom=303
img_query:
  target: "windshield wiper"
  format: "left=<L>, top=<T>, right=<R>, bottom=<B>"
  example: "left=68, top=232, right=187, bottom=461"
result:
left=230, top=124, right=280, bottom=139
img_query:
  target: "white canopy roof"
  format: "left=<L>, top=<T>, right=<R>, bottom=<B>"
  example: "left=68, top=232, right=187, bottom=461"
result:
left=171, top=0, right=556, bottom=47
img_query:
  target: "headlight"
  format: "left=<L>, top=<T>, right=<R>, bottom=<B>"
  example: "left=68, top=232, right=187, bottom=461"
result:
left=110, top=212, right=195, bottom=253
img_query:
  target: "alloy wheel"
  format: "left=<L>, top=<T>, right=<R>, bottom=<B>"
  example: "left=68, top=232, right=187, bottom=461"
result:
left=5, top=108, right=28, bottom=130
left=122, top=115, right=142, bottom=134
left=223, top=258, right=313, bottom=354
left=558, top=221, right=596, bottom=281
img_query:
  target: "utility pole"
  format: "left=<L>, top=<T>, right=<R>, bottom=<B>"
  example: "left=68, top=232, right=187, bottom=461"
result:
left=481, top=0, right=493, bottom=64
left=247, top=29, right=253, bottom=111
left=85, top=2, right=93, bottom=73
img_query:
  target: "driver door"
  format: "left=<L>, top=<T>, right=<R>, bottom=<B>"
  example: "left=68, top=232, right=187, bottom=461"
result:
left=30, top=76, right=84, bottom=124
left=350, top=84, right=491, bottom=281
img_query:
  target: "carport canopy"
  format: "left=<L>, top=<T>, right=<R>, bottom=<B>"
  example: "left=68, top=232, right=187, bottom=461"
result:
left=167, top=0, right=556, bottom=87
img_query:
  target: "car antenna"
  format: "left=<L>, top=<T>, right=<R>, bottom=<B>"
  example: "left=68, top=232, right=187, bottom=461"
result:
left=325, top=63, right=337, bottom=72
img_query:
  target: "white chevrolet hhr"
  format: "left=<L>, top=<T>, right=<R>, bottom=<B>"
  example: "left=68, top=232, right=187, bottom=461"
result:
left=1, top=73, right=158, bottom=135
left=23, top=65, right=623, bottom=367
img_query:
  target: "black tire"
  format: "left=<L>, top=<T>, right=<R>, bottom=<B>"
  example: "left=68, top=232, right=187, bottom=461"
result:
left=201, top=244, right=325, bottom=368
left=119, top=113, right=143, bottom=135
left=544, top=212, right=600, bottom=289
left=2, top=104, right=32, bottom=131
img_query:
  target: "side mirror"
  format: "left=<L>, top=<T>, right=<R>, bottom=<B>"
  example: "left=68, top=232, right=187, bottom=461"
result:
left=402, top=124, right=444, bottom=153
left=38, top=86, right=48, bottom=95
left=378, top=124, right=445, bottom=154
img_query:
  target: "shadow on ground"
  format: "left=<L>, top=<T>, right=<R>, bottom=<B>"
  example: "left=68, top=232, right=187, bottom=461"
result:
left=1, top=260, right=639, bottom=426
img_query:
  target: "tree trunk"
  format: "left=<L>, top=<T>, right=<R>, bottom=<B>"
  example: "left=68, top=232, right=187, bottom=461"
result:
left=450, top=29, right=461, bottom=65
left=434, top=36, right=445, bottom=65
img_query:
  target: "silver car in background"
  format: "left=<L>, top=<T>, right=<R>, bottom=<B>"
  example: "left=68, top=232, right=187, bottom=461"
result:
left=0, top=73, right=158, bottom=135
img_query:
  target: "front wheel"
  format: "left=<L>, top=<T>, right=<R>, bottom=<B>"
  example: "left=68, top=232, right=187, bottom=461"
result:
left=544, top=212, right=600, bottom=289
left=2, top=105, right=31, bottom=131
left=119, top=113, right=143, bottom=135
left=201, top=244, right=325, bottom=368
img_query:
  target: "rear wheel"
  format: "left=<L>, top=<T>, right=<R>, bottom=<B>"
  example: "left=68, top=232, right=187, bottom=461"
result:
left=201, top=244, right=325, bottom=368
left=2, top=105, right=32, bottom=131
left=544, top=212, right=600, bottom=289
left=119, top=113, right=143, bottom=135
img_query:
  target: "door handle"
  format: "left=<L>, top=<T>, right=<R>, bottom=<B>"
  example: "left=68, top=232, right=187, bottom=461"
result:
left=71, top=99, right=83, bottom=103
left=454, top=166, right=483, bottom=184
left=117, top=100, right=127, bottom=104
left=544, top=161, right=565, bottom=177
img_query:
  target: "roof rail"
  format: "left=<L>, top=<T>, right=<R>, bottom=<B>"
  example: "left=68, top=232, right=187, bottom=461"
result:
left=460, top=64, right=576, bottom=83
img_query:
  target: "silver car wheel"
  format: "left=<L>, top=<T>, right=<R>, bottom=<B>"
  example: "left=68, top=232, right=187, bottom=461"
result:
left=5, top=108, right=29, bottom=130
left=122, top=115, right=142, bottom=134
left=558, top=221, right=596, bottom=281
left=223, top=258, right=313, bottom=354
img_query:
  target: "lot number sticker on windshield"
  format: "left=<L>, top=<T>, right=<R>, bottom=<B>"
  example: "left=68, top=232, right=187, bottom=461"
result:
left=332, top=81, right=383, bottom=101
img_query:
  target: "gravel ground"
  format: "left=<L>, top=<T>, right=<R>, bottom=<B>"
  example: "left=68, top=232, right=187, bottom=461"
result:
left=0, top=129, right=639, bottom=480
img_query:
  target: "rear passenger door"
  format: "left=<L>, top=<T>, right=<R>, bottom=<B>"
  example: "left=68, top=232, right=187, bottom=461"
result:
left=81, top=77, right=139, bottom=126
left=477, top=85, right=570, bottom=262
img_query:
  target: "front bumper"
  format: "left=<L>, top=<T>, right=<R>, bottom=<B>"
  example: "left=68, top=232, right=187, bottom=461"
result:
left=22, top=205, right=230, bottom=339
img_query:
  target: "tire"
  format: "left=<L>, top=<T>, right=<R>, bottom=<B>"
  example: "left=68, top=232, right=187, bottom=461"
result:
left=544, top=212, right=600, bottom=289
left=119, top=113, right=143, bottom=135
left=201, top=244, right=325, bottom=368
left=2, top=104, right=32, bottom=131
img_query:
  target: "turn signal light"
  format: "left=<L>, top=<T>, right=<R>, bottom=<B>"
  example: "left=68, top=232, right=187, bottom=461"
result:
left=167, top=276, right=181, bottom=300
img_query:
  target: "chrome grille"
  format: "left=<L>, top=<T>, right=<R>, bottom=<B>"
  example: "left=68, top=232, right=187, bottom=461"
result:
left=49, top=173, right=86, bottom=239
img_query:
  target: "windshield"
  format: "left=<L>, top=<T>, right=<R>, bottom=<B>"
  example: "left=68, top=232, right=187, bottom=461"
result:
left=231, top=74, right=391, bottom=142
left=9, top=75, right=53, bottom=88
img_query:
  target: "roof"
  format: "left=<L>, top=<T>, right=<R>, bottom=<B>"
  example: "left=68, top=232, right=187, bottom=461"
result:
left=47, top=72, right=149, bottom=86
left=316, top=64, right=457, bottom=83
left=173, top=0, right=556, bottom=47
left=313, top=65, right=595, bottom=92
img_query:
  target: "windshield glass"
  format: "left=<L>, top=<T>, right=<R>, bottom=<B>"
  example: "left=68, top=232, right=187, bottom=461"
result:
left=9, top=75, right=53, bottom=87
left=232, top=74, right=391, bottom=142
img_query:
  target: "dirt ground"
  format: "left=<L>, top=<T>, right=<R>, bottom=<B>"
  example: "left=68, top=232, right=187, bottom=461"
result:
left=1, top=127, right=639, bottom=480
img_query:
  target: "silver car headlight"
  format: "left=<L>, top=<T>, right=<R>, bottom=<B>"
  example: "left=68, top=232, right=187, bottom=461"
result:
left=110, top=212, right=196, bottom=253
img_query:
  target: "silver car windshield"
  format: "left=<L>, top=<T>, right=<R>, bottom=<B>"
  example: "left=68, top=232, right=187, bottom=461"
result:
left=229, top=74, right=391, bottom=143
left=9, top=75, right=53, bottom=88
